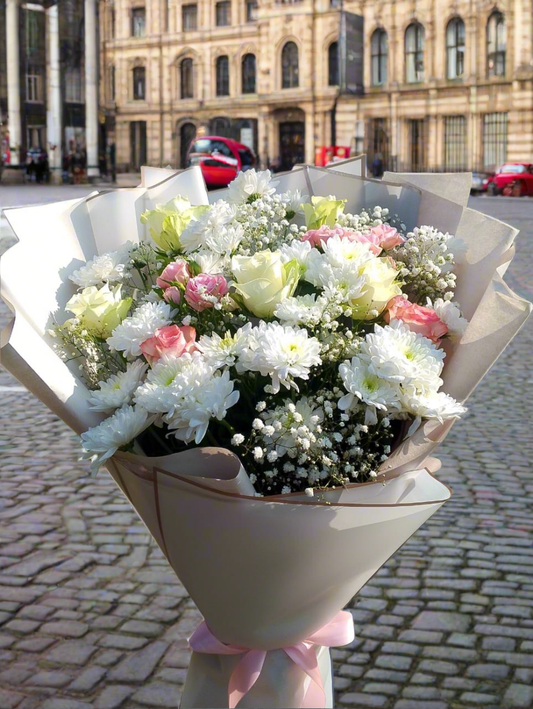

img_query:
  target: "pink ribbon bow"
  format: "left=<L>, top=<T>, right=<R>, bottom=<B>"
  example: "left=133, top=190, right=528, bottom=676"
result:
left=188, top=610, right=355, bottom=708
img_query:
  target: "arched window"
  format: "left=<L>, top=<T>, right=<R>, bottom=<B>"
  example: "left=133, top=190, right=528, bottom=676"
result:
left=242, top=53, right=256, bottom=94
left=446, top=18, right=465, bottom=79
left=371, top=29, right=388, bottom=86
left=216, top=55, right=230, bottom=96
left=180, top=58, right=193, bottom=99
left=328, top=42, right=339, bottom=86
left=282, top=41, right=299, bottom=89
left=405, top=23, right=424, bottom=83
left=487, top=11, right=506, bottom=77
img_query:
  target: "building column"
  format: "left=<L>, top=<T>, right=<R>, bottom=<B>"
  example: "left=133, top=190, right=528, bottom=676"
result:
left=85, top=0, right=100, bottom=178
left=6, top=0, right=22, bottom=166
left=46, top=3, right=62, bottom=182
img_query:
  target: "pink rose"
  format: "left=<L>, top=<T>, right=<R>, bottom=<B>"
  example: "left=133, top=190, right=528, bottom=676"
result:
left=162, top=286, right=181, bottom=305
left=140, top=325, right=197, bottom=363
left=185, top=274, right=229, bottom=312
left=156, top=259, right=191, bottom=289
left=385, top=296, right=448, bottom=343
left=370, top=224, right=404, bottom=250
left=302, top=225, right=382, bottom=254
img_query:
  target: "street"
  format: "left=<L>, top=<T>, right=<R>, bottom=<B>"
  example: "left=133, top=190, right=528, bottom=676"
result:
left=0, top=190, right=532, bottom=709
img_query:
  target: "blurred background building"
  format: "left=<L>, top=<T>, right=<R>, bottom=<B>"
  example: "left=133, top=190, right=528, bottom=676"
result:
left=0, top=0, right=100, bottom=181
left=1, top=0, right=533, bottom=177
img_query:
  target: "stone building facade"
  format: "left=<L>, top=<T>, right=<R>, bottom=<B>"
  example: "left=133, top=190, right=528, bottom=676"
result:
left=99, top=0, right=533, bottom=173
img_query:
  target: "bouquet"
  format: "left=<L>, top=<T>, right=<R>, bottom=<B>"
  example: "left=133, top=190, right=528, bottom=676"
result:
left=1, top=160, right=530, bottom=708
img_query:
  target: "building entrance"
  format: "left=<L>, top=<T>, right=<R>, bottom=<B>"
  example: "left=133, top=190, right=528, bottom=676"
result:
left=279, top=121, right=305, bottom=171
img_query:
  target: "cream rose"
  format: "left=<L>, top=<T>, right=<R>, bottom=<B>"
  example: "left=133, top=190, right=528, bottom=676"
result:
left=141, top=197, right=208, bottom=251
left=66, top=284, right=132, bottom=337
left=350, top=258, right=401, bottom=320
left=231, top=251, right=300, bottom=318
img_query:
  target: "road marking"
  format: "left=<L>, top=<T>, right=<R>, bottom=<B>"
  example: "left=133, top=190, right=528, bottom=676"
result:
left=0, top=385, right=27, bottom=392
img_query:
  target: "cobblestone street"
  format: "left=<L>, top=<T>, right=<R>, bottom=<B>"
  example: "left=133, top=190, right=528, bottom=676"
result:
left=0, top=191, right=532, bottom=709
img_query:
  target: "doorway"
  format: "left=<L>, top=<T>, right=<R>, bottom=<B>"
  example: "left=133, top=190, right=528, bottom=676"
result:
left=180, top=122, right=197, bottom=168
left=130, top=121, right=147, bottom=170
left=279, top=121, right=305, bottom=171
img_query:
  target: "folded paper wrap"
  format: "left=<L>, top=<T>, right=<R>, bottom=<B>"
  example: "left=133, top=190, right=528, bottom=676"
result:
left=1, top=163, right=531, bottom=708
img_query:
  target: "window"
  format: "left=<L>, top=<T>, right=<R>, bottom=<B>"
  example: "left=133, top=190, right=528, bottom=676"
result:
left=182, top=4, right=197, bottom=31
left=483, top=113, right=508, bottom=169
left=216, top=55, right=230, bottom=96
left=328, top=42, right=339, bottom=86
left=109, top=8, right=116, bottom=38
left=405, top=23, right=424, bottom=83
left=25, top=67, right=42, bottom=102
left=487, top=11, right=506, bottom=77
left=26, top=10, right=40, bottom=52
left=65, top=67, right=83, bottom=103
left=282, top=41, right=299, bottom=89
left=409, top=119, right=426, bottom=171
left=446, top=18, right=465, bottom=79
left=216, top=1, right=231, bottom=26
left=109, top=66, right=116, bottom=102
left=181, top=58, right=194, bottom=98
left=369, top=118, right=389, bottom=171
left=133, top=66, right=146, bottom=100
left=242, top=53, right=256, bottom=94
left=444, top=116, right=467, bottom=170
left=371, top=28, right=388, bottom=86
left=131, top=7, right=146, bottom=37
left=246, top=0, right=258, bottom=22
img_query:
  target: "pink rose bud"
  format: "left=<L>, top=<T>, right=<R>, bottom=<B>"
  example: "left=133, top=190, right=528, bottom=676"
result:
left=385, top=295, right=448, bottom=343
left=302, top=225, right=382, bottom=254
left=163, top=286, right=181, bottom=305
left=140, top=325, right=197, bottom=364
left=184, top=274, right=229, bottom=312
left=156, top=259, right=191, bottom=289
left=370, top=224, right=404, bottom=250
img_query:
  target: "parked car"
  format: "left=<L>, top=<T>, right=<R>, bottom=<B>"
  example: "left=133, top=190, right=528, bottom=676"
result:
left=187, top=136, right=256, bottom=188
left=471, top=171, right=492, bottom=194
left=488, top=162, right=533, bottom=196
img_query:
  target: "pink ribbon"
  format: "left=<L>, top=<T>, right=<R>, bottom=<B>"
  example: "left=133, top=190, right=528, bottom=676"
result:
left=188, top=611, right=355, bottom=708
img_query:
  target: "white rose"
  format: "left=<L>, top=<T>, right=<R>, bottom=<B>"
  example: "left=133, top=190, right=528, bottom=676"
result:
left=66, top=284, right=132, bottom=337
left=351, top=257, right=401, bottom=319
left=231, top=251, right=300, bottom=318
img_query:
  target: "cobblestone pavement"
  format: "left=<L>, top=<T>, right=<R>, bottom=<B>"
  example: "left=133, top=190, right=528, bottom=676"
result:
left=0, top=192, right=532, bottom=709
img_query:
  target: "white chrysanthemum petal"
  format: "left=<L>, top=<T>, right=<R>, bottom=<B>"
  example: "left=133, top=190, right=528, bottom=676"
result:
left=401, top=389, right=466, bottom=422
left=70, top=243, right=134, bottom=287
left=274, top=294, right=326, bottom=327
left=106, top=302, right=173, bottom=357
left=81, top=405, right=153, bottom=474
left=89, top=360, right=148, bottom=412
left=180, top=201, right=237, bottom=253
left=430, top=298, right=468, bottom=341
left=339, top=357, right=400, bottom=412
left=226, top=169, right=278, bottom=204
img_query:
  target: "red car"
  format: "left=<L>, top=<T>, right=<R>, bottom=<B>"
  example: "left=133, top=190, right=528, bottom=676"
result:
left=488, top=162, right=533, bottom=196
left=187, top=136, right=256, bottom=188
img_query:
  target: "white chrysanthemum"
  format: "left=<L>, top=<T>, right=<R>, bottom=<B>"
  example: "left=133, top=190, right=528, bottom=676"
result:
left=305, top=235, right=373, bottom=289
left=226, top=169, right=278, bottom=204
left=107, top=302, right=173, bottom=357
left=70, top=243, right=133, bottom=288
left=283, top=189, right=306, bottom=215
left=400, top=388, right=466, bottom=422
left=274, top=294, right=326, bottom=327
left=180, top=201, right=237, bottom=253
left=167, top=370, right=240, bottom=444
left=238, top=322, right=322, bottom=393
left=360, top=321, right=445, bottom=390
left=430, top=298, right=468, bottom=341
left=197, top=326, right=251, bottom=369
left=338, top=357, right=400, bottom=412
left=279, top=240, right=312, bottom=270
left=194, top=250, right=228, bottom=275
left=81, top=405, right=153, bottom=474
left=134, top=352, right=213, bottom=415
left=204, top=222, right=244, bottom=255
left=89, top=361, right=148, bottom=412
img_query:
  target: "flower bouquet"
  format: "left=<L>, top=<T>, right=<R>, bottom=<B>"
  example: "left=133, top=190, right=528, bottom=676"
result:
left=1, top=160, right=530, bottom=708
